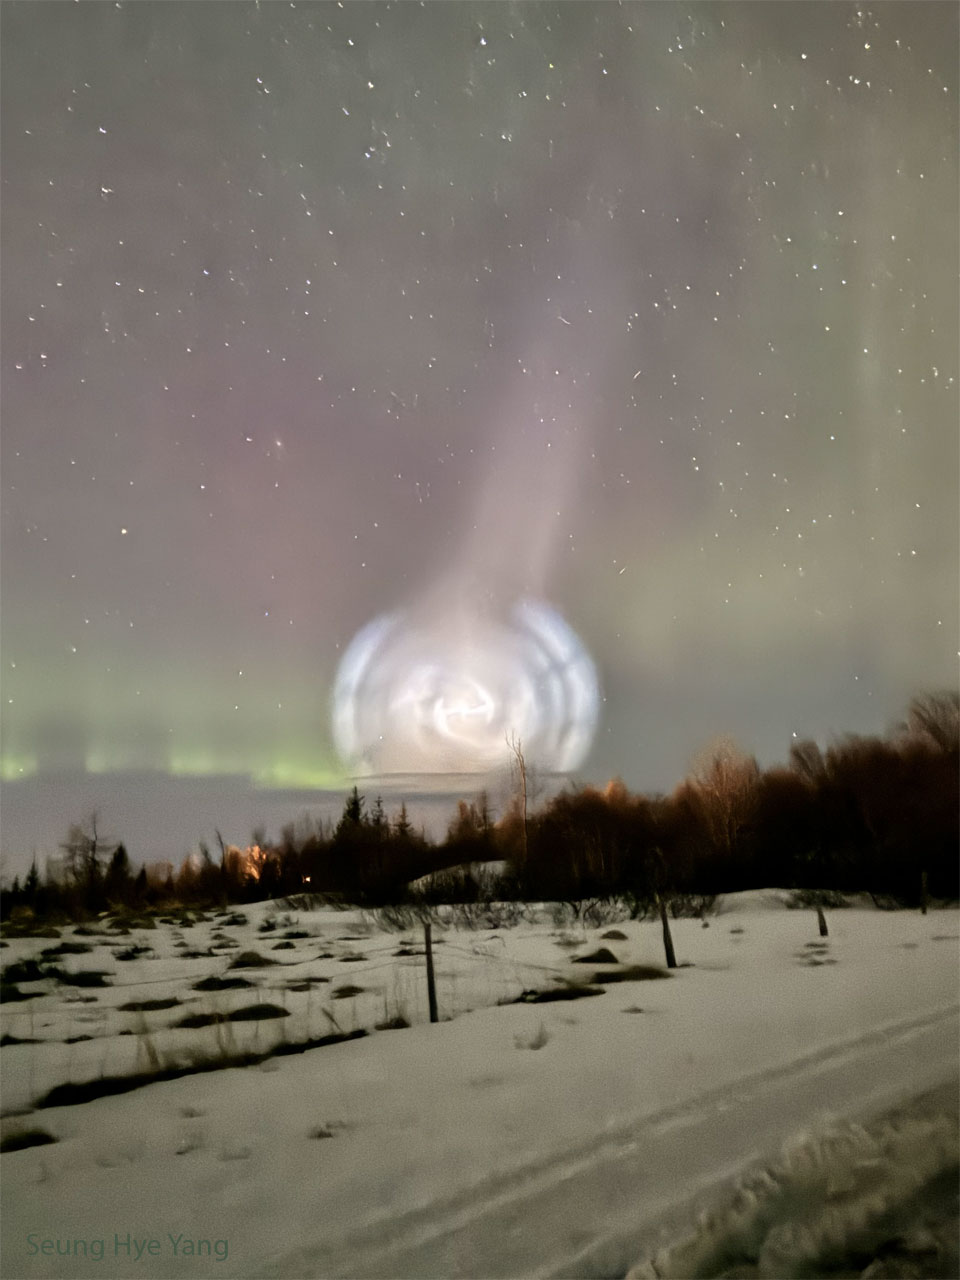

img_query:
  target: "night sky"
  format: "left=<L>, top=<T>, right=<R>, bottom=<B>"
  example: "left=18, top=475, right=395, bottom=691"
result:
left=2, top=2, right=957, bottom=866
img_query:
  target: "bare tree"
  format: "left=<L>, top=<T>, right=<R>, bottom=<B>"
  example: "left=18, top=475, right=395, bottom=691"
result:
left=789, top=738, right=826, bottom=784
left=60, top=812, right=115, bottom=902
left=690, top=737, right=760, bottom=861
left=897, top=691, right=959, bottom=754
left=506, top=731, right=528, bottom=862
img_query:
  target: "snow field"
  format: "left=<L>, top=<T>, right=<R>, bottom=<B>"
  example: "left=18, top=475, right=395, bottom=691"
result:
left=1, top=892, right=957, bottom=1278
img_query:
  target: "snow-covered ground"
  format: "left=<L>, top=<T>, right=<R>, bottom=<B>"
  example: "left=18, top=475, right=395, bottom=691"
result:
left=1, top=891, right=957, bottom=1278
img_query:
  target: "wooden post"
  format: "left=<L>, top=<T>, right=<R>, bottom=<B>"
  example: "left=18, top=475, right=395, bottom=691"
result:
left=817, top=906, right=828, bottom=937
left=652, top=847, right=677, bottom=970
left=424, top=921, right=438, bottom=1023
left=657, top=894, right=677, bottom=969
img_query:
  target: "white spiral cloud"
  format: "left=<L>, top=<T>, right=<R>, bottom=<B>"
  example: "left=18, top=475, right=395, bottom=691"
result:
left=332, top=599, right=599, bottom=775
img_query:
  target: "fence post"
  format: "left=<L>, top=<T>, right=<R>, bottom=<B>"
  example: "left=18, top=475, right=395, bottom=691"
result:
left=424, top=921, right=439, bottom=1023
left=657, top=894, right=678, bottom=969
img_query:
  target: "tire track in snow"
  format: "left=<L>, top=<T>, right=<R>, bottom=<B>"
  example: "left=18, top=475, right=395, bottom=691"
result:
left=252, top=1002, right=959, bottom=1279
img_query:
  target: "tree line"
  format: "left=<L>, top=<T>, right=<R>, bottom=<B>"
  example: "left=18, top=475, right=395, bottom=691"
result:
left=2, top=692, right=956, bottom=923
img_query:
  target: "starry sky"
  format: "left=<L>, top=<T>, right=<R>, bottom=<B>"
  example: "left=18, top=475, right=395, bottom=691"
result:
left=1, top=2, right=957, bottom=865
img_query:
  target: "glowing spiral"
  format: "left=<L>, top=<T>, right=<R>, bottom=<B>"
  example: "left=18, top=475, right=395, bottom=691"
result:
left=332, top=599, right=599, bottom=775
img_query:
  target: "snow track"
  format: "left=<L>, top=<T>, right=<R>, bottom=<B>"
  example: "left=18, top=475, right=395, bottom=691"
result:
left=253, top=1003, right=959, bottom=1279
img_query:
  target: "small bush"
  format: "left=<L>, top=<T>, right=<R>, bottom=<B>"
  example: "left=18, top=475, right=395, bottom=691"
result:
left=367, top=904, right=435, bottom=933
left=448, top=901, right=528, bottom=931
left=868, top=893, right=906, bottom=911
left=669, top=893, right=718, bottom=919
left=550, top=899, right=630, bottom=928
left=787, top=888, right=851, bottom=910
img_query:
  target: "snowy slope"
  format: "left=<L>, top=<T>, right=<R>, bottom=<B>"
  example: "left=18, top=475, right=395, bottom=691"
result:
left=1, top=893, right=957, bottom=1278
